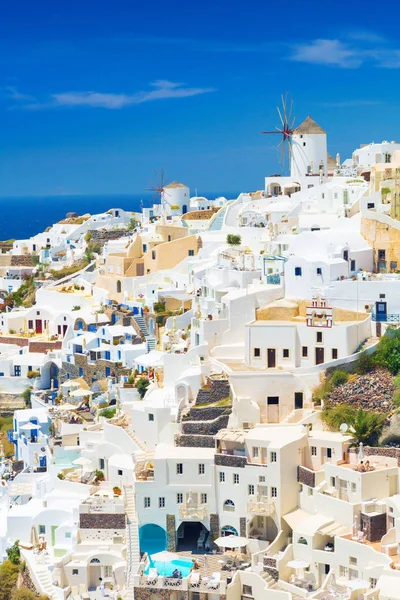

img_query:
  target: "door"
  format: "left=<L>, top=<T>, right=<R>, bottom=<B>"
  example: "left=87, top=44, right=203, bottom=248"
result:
left=267, top=397, right=279, bottom=423
left=35, top=320, right=42, bottom=334
left=63, top=325, right=68, bottom=335
left=294, top=392, right=303, bottom=410
left=51, top=525, right=58, bottom=546
left=315, top=347, right=325, bottom=365
left=376, top=322, right=382, bottom=337
left=375, top=301, right=387, bottom=322
left=267, top=349, right=276, bottom=368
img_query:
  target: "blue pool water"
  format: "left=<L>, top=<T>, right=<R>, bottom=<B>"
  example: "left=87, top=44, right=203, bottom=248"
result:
left=145, top=558, right=193, bottom=577
left=139, top=524, right=167, bottom=556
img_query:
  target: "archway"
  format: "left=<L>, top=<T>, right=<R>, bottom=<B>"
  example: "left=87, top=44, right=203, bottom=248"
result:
left=139, top=524, right=167, bottom=555
left=248, top=515, right=278, bottom=542
left=177, top=522, right=209, bottom=552
left=267, top=182, right=282, bottom=197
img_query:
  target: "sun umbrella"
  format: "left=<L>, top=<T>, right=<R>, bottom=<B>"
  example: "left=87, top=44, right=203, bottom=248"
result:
left=150, top=550, right=179, bottom=576
left=20, top=422, right=38, bottom=431
left=214, top=535, right=249, bottom=549
left=73, top=456, right=92, bottom=482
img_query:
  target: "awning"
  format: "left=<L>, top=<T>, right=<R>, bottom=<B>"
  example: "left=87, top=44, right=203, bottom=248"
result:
left=282, top=508, right=310, bottom=531
left=318, top=521, right=350, bottom=536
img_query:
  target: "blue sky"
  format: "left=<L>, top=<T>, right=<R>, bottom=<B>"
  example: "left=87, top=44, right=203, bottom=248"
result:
left=1, top=0, right=400, bottom=196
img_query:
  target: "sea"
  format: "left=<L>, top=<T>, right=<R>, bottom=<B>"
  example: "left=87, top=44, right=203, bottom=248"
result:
left=0, top=192, right=239, bottom=240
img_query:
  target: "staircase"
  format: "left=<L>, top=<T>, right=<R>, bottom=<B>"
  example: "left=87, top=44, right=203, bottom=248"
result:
left=34, top=556, right=58, bottom=599
left=125, top=426, right=147, bottom=451
left=134, top=315, right=157, bottom=352
left=124, top=485, right=141, bottom=600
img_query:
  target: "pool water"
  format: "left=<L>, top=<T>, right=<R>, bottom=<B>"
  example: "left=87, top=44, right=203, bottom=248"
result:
left=145, top=558, right=193, bottom=577
left=139, top=524, right=167, bottom=556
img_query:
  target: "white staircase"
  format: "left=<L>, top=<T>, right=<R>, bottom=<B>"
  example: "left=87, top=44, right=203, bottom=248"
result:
left=34, top=556, right=58, bottom=599
left=134, top=315, right=157, bottom=352
left=125, top=426, right=147, bottom=451
left=124, top=485, right=141, bottom=600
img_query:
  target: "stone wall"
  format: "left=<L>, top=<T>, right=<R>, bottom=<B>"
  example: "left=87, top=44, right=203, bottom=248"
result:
left=181, top=414, right=230, bottom=435
left=166, top=514, right=176, bottom=551
left=360, top=512, right=386, bottom=543
left=215, top=455, right=247, bottom=468
left=195, top=376, right=230, bottom=405
left=264, top=566, right=279, bottom=581
left=240, top=517, right=246, bottom=537
left=174, top=434, right=215, bottom=448
left=185, top=406, right=230, bottom=422
left=91, top=229, right=130, bottom=244
left=209, top=513, right=220, bottom=549
left=60, top=361, right=80, bottom=382
left=0, top=336, right=29, bottom=347
left=29, top=341, right=62, bottom=353
left=349, top=445, right=400, bottom=466
left=79, top=513, right=126, bottom=529
left=297, top=466, right=316, bottom=487
left=10, top=255, right=36, bottom=267
left=134, top=588, right=181, bottom=600
left=73, top=353, right=130, bottom=385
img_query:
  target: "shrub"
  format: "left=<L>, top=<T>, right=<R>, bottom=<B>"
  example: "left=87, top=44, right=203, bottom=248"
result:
left=393, top=389, right=400, bottom=408
left=113, top=486, right=122, bottom=495
left=99, top=407, right=116, bottom=419
left=374, top=329, right=400, bottom=374
left=21, top=387, right=31, bottom=408
left=226, top=234, right=241, bottom=246
left=153, top=301, right=166, bottom=314
left=0, top=560, right=19, bottom=600
left=84, top=231, right=92, bottom=242
left=136, top=378, right=150, bottom=399
left=353, top=351, right=375, bottom=375
left=330, top=370, right=349, bottom=387
left=27, top=371, right=40, bottom=379
left=72, top=306, right=81, bottom=311
left=57, top=472, right=65, bottom=480
left=312, top=379, right=332, bottom=405
left=322, top=404, right=385, bottom=445
left=6, top=541, right=20, bottom=565
left=12, top=587, right=49, bottom=599
left=95, top=470, right=105, bottom=482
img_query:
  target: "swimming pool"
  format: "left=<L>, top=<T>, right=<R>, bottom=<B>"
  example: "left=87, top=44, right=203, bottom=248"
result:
left=139, top=524, right=167, bottom=556
left=145, top=558, right=193, bottom=577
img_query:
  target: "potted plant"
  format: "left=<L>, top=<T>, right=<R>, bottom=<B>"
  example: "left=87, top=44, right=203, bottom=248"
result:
left=113, top=486, right=122, bottom=496
left=95, top=470, right=105, bottom=483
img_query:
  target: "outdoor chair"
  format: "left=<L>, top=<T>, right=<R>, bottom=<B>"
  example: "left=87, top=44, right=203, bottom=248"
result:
left=207, top=572, right=221, bottom=590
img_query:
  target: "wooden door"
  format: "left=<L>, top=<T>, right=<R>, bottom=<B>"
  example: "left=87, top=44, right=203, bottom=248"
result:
left=315, top=347, right=325, bottom=365
left=267, top=348, right=276, bottom=368
left=35, top=320, right=42, bottom=334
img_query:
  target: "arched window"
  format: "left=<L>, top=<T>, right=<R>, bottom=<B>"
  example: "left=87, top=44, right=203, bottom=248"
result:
left=90, top=558, right=101, bottom=564
left=221, top=525, right=238, bottom=536
left=223, top=499, right=235, bottom=512
left=116, top=280, right=122, bottom=293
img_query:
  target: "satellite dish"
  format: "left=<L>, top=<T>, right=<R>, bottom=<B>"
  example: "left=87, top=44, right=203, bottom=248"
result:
left=340, top=423, right=349, bottom=433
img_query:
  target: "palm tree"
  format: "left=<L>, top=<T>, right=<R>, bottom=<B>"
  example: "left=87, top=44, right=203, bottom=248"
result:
left=322, top=404, right=385, bottom=446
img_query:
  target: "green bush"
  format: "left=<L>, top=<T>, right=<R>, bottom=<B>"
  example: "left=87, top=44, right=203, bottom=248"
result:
left=26, top=371, right=40, bottom=379
left=6, top=541, right=20, bottom=565
left=330, top=370, right=349, bottom=387
left=322, top=404, right=385, bottom=445
left=393, top=389, right=400, bottom=408
left=12, top=587, right=49, bottom=600
left=312, top=379, right=332, bottom=405
left=99, top=407, right=116, bottom=419
left=0, top=560, right=19, bottom=600
left=21, top=388, right=31, bottom=408
left=136, top=378, right=151, bottom=399
left=374, top=329, right=400, bottom=374
left=353, top=351, right=375, bottom=375
left=95, top=470, right=104, bottom=482
left=226, top=234, right=241, bottom=246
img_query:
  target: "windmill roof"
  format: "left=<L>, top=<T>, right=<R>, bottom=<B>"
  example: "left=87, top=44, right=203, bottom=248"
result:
left=327, top=153, right=337, bottom=167
left=294, top=115, right=326, bottom=135
left=164, top=181, right=188, bottom=189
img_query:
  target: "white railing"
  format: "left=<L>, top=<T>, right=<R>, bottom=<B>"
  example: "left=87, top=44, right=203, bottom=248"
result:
left=179, top=504, right=208, bottom=520
left=247, top=496, right=275, bottom=515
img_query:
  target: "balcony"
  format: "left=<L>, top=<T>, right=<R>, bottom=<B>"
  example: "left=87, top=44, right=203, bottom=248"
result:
left=247, top=496, right=275, bottom=516
left=179, top=504, right=208, bottom=520
left=372, top=312, right=400, bottom=322
left=297, top=466, right=316, bottom=488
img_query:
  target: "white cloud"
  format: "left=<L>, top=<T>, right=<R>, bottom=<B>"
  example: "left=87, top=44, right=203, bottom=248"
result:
left=289, top=39, right=361, bottom=68
left=7, top=80, right=215, bottom=110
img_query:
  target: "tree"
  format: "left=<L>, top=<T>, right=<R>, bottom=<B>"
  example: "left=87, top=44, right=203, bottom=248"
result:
left=6, top=541, right=20, bottom=565
left=136, top=378, right=150, bottom=399
left=0, top=560, right=19, bottom=600
left=374, top=328, right=400, bottom=374
left=21, top=387, right=32, bottom=408
left=128, top=217, right=138, bottom=231
left=12, top=588, right=49, bottom=600
left=226, top=234, right=241, bottom=246
left=322, top=404, right=385, bottom=446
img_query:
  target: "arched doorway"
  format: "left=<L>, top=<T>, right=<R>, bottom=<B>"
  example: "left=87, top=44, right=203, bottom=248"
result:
left=177, top=522, right=209, bottom=552
left=221, top=525, right=238, bottom=536
left=248, top=515, right=278, bottom=542
left=139, top=524, right=167, bottom=555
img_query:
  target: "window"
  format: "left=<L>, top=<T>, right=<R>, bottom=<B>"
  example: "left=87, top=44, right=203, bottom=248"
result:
left=144, top=497, right=151, bottom=508
left=330, top=476, right=336, bottom=487
left=159, top=497, right=165, bottom=508
left=367, top=203, right=375, bottom=209
left=39, top=525, right=46, bottom=534
left=118, top=469, right=123, bottom=476
left=308, top=488, right=313, bottom=496
left=219, top=472, right=225, bottom=482
left=351, top=482, right=356, bottom=493
left=243, top=585, right=253, bottom=596
left=201, top=493, right=207, bottom=504
left=316, top=331, right=323, bottom=343
left=104, top=566, right=113, bottom=578
left=253, top=347, right=261, bottom=358
left=248, top=485, right=255, bottom=495
left=294, top=267, right=302, bottom=276
left=72, top=569, right=79, bottom=576
left=152, top=251, right=156, bottom=260
left=259, top=475, right=265, bottom=483
left=303, top=142, right=306, bottom=147
left=148, top=413, right=154, bottom=421
left=302, top=346, right=308, bottom=358
left=316, top=267, right=322, bottom=275
left=282, top=348, right=290, bottom=358
left=198, top=463, right=205, bottom=475
left=327, top=448, right=332, bottom=458
left=116, top=280, right=122, bottom=293
left=350, top=260, right=356, bottom=271
left=188, top=250, right=194, bottom=256
left=270, top=451, right=277, bottom=463
left=233, top=473, right=240, bottom=484
left=349, top=556, right=357, bottom=566
left=311, top=446, right=317, bottom=456
left=65, top=532, right=72, bottom=538
left=99, top=458, right=105, bottom=470
left=343, top=250, right=349, bottom=261
left=176, top=463, right=183, bottom=474
left=331, top=348, right=338, bottom=359
left=177, top=493, right=183, bottom=504
left=390, top=261, right=398, bottom=271
left=378, top=249, right=386, bottom=260
left=252, top=447, right=259, bottom=459
left=298, top=537, right=308, bottom=545
left=168, top=235, right=171, bottom=241
left=223, top=499, right=235, bottom=511
left=271, top=486, right=277, bottom=498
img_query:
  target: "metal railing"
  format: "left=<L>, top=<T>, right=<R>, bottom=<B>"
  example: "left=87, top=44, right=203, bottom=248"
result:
left=372, top=312, right=400, bottom=322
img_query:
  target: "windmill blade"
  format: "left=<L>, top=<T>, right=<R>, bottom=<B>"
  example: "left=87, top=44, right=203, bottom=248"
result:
left=277, top=105, right=285, bottom=128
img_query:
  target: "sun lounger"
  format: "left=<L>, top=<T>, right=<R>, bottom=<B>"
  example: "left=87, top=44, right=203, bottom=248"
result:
left=190, top=572, right=201, bottom=588
left=207, top=572, right=221, bottom=590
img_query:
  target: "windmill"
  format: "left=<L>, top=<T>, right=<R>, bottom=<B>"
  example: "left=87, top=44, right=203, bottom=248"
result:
left=146, top=169, right=171, bottom=213
left=261, top=93, right=296, bottom=173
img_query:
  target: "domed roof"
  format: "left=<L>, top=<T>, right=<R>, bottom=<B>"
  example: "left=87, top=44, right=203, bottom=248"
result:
left=294, top=115, right=326, bottom=135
